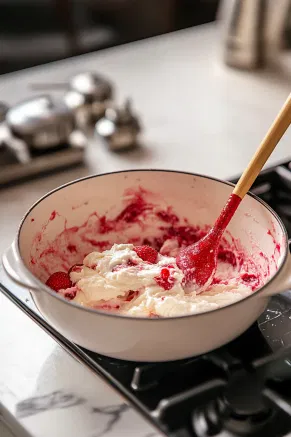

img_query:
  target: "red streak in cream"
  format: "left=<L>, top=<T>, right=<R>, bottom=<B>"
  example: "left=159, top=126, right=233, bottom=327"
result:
left=29, top=187, right=279, bottom=306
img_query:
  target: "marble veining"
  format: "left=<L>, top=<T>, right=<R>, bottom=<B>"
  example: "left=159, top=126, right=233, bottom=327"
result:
left=90, top=404, right=130, bottom=437
left=0, top=290, right=162, bottom=437
left=16, top=391, right=86, bottom=418
left=14, top=391, right=162, bottom=437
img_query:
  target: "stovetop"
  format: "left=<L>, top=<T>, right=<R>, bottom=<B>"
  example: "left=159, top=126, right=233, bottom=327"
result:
left=2, top=160, right=291, bottom=437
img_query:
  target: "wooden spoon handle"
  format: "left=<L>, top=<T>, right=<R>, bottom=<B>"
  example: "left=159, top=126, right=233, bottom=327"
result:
left=233, top=93, right=291, bottom=199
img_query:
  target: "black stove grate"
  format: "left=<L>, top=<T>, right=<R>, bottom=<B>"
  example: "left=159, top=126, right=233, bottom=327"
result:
left=231, top=160, right=291, bottom=236
left=80, top=322, right=291, bottom=437
left=2, top=160, right=291, bottom=437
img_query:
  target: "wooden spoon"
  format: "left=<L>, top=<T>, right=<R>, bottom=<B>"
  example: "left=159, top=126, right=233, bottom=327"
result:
left=176, top=93, right=291, bottom=291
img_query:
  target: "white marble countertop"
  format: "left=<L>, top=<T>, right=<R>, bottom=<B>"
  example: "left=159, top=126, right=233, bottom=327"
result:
left=1, top=22, right=291, bottom=437
left=0, top=282, right=161, bottom=437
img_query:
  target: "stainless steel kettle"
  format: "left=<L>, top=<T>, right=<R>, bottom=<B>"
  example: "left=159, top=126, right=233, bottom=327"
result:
left=219, top=0, right=290, bottom=70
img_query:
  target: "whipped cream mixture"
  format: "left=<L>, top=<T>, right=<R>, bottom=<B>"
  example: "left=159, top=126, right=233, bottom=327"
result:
left=61, top=243, right=254, bottom=317
left=34, top=187, right=280, bottom=318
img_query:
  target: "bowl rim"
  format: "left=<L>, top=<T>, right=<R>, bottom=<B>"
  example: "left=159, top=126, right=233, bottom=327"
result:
left=15, top=168, right=289, bottom=321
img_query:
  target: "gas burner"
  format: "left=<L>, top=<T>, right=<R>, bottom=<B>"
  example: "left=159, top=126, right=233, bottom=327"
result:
left=222, top=406, right=273, bottom=436
left=192, top=370, right=283, bottom=437
left=223, top=372, right=270, bottom=417
left=221, top=371, right=274, bottom=435
left=193, top=398, right=274, bottom=437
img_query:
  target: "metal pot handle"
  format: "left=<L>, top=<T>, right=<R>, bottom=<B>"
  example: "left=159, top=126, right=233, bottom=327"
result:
left=260, top=239, right=291, bottom=297
left=2, top=240, right=40, bottom=292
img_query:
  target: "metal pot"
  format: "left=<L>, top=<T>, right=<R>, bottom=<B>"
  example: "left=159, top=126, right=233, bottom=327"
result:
left=64, top=72, right=113, bottom=128
left=96, top=99, right=141, bottom=151
left=3, top=170, right=291, bottom=362
left=6, top=95, right=75, bottom=151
